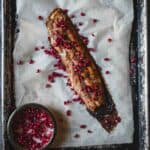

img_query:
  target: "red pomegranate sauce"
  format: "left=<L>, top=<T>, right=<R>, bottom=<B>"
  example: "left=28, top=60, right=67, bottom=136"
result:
left=11, top=106, right=55, bottom=150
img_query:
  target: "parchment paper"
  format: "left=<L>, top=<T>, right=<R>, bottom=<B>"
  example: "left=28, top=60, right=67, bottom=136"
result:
left=14, top=0, right=134, bottom=147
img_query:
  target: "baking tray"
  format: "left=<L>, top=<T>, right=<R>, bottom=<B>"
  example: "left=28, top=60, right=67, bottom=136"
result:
left=0, top=0, right=149, bottom=149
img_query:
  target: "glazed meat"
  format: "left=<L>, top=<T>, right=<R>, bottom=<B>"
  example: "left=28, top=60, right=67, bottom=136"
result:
left=46, top=8, right=121, bottom=132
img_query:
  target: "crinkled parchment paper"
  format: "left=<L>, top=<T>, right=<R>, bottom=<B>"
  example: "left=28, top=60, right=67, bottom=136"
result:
left=14, top=0, right=134, bottom=147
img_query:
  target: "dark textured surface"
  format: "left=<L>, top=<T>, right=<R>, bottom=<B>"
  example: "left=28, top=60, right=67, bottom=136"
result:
left=0, top=0, right=149, bottom=149
left=0, top=0, right=2, bottom=148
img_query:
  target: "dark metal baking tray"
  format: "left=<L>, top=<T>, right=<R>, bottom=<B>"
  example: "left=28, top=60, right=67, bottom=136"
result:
left=0, top=0, right=149, bottom=149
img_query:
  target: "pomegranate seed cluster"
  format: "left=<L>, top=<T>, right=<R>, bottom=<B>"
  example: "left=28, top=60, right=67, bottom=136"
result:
left=12, top=107, right=54, bottom=150
left=44, top=47, right=60, bottom=59
left=56, top=19, right=68, bottom=30
left=80, top=35, right=89, bottom=45
left=101, top=114, right=121, bottom=131
left=81, top=85, right=101, bottom=99
left=48, top=72, right=66, bottom=83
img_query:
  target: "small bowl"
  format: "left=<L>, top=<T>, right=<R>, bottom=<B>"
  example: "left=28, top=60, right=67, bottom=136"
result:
left=7, top=103, right=56, bottom=150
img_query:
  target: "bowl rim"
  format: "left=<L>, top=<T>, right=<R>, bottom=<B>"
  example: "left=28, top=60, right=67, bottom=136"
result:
left=7, top=103, right=57, bottom=150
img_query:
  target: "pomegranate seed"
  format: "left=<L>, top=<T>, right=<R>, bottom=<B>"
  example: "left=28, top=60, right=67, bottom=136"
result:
left=36, top=69, right=41, bottom=73
left=56, top=20, right=67, bottom=30
left=87, top=130, right=93, bottom=133
left=29, top=59, right=35, bottom=64
left=48, top=36, right=50, bottom=41
left=88, top=48, right=95, bottom=52
left=41, top=46, right=45, bottom=49
left=17, top=60, right=24, bottom=65
left=79, top=100, right=85, bottom=105
left=80, top=124, right=87, bottom=129
left=116, top=117, right=121, bottom=123
left=63, top=75, right=67, bottom=78
left=91, top=33, right=95, bottom=37
left=74, top=24, right=80, bottom=32
left=81, top=36, right=89, bottom=45
left=63, top=9, right=68, bottom=13
left=74, top=134, right=80, bottom=138
left=108, top=38, right=112, bottom=42
left=104, top=57, right=110, bottom=61
left=38, top=16, right=44, bottom=20
left=72, top=98, right=79, bottom=102
left=105, top=70, right=110, bottom=74
left=64, top=101, right=68, bottom=105
left=78, top=22, right=83, bottom=26
left=93, top=19, right=98, bottom=23
left=45, top=84, right=51, bottom=88
left=34, top=47, right=39, bottom=51
left=48, top=72, right=64, bottom=83
left=66, top=110, right=72, bottom=116
left=70, top=14, right=76, bottom=18
left=80, top=12, right=86, bottom=16
left=64, top=100, right=72, bottom=105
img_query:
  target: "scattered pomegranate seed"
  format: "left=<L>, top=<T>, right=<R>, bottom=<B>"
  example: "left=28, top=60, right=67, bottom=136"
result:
left=29, top=59, right=35, bottom=64
left=105, top=70, right=110, bottom=74
left=63, top=75, right=68, bottom=78
left=74, top=24, right=80, bottom=32
left=72, top=97, right=81, bottom=102
left=48, top=72, right=64, bottom=83
left=93, top=19, right=98, bottom=23
left=17, top=60, right=24, bottom=65
left=104, top=57, right=110, bottom=61
left=79, top=100, right=85, bottom=105
left=91, top=33, right=95, bottom=37
left=116, top=117, right=121, bottom=123
left=80, top=12, right=86, bottom=16
left=34, top=47, right=39, bottom=51
left=88, top=48, right=95, bottom=52
left=64, top=100, right=72, bottom=105
left=38, top=16, right=44, bottom=20
left=70, top=14, right=76, bottom=18
left=63, top=9, right=68, bottom=13
left=66, top=110, right=72, bottom=116
left=64, top=101, right=68, bottom=105
left=36, top=69, right=41, bottom=73
left=78, top=22, right=83, bottom=26
left=41, top=46, right=45, bottom=49
left=54, top=60, right=66, bottom=71
left=87, top=130, right=93, bottom=133
left=74, top=134, right=80, bottom=138
left=44, top=48, right=60, bottom=59
left=81, top=35, right=89, bottom=45
left=48, top=36, right=50, bottom=41
left=80, top=124, right=87, bottom=129
left=45, top=84, right=51, bottom=88
left=108, top=38, right=112, bottom=42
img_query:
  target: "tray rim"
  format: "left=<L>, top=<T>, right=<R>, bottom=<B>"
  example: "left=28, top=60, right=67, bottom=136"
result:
left=0, top=0, right=149, bottom=149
